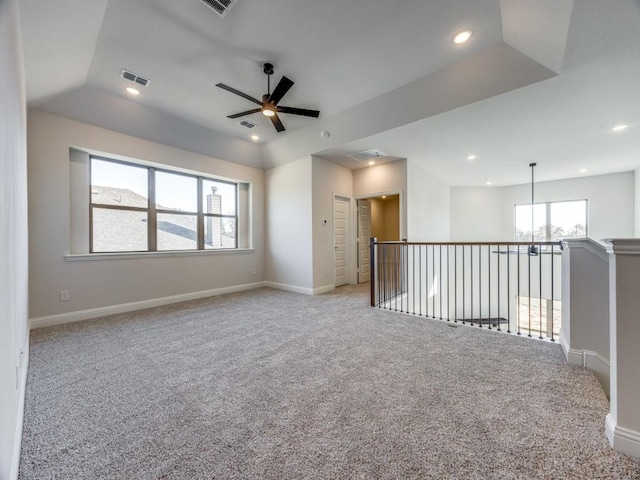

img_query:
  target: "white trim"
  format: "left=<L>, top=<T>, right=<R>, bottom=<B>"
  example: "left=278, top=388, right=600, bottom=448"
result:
left=606, top=413, right=640, bottom=460
left=264, top=281, right=313, bottom=296
left=604, top=238, right=640, bottom=255
left=584, top=350, right=610, bottom=398
left=30, top=282, right=266, bottom=329
left=560, top=335, right=570, bottom=361
left=333, top=194, right=355, bottom=286
left=562, top=238, right=609, bottom=262
left=65, top=248, right=255, bottom=262
left=566, top=347, right=584, bottom=366
left=564, top=346, right=610, bottom=396
left=355, top=189, right=405, bottom=241
left=10, top=338, right=29, bottom=480
left=313, top=284, right=335, bottom=295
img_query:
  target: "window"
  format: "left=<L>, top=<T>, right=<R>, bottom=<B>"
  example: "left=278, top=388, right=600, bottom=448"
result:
left=515, top=200, right=587, bottom=242
left=90, top=156, right=238, bottom=253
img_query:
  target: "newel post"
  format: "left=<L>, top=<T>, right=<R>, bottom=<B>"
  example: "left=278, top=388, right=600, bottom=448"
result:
left=604, top=239, right=640, bottom=459
left=370, top=237, right=377, bottom=307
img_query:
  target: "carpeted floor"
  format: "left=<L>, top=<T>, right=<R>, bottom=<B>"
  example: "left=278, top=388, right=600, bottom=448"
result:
left=20, top=284, right=640, bottom=479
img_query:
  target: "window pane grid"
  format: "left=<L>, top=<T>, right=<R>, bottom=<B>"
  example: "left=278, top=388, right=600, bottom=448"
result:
left=90, top=156, right=239, bottom=253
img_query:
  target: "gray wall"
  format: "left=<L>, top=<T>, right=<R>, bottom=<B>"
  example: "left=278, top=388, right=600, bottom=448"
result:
left=27, top=111, right=265, bottom=321
left=0, top=0, right=30, bottom=477
left=450, top=172, right=635, bottom=242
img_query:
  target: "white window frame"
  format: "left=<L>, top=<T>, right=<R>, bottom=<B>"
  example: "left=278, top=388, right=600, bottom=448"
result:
left=514, top=199, right=588, bottom=242
left=68, top=149, right=253, bottom=259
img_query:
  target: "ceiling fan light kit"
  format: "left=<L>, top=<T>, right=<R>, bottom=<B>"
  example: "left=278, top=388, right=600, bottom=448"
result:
left=216, top=62, right=320, bottom=133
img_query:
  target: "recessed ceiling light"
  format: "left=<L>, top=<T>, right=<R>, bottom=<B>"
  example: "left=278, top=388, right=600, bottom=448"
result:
left=612, top=124, right=628, bottom=132
left=467, top=154, right=476, bottom=161
left=382, top=195, right=387, bottom=199
left=453, top=29, right=473, bottom=45
left=579, top=168, right=587, bottom=173
left=250, top=135, right=260, bottom=141
left=486, top=181, right=492, bottom=185
left=368, top=160, right=375, bottom=166
left=125, top=86, right=140, bottom=95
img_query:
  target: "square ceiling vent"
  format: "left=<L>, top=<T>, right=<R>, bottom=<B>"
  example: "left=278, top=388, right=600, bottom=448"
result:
left=198, top=0, right=239, bottom=17
left=348, top=149, right=387, bottom=162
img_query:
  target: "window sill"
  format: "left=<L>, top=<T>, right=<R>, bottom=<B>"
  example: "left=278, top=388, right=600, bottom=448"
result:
left=64, top=248, right=255, bottom=262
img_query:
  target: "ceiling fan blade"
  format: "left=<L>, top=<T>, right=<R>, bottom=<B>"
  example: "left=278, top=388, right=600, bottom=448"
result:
left=227, top=108, right=262, bottom=119
left=216, top=83, right=262, bottom=106
left=270, top=113, right=286, bottom=132
left=268, top=76, right=294, bottom=105
left=277, top=106, right=320, bottom=118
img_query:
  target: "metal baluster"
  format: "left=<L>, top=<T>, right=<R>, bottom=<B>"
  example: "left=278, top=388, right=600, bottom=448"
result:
left=507, top=245, right=511, bottom=333
left=470, top=245, right=474, bottom=326
left=551, top=244, right=555, bottom=341
left=462, top=245, right=466, bottom=324
left=488, top=245, right=492, bottom=330
left=528, top=245, right=532, bottom=337
left=400, top=244, right=404, bottom=313
left=431, top=244, right=435, bottom=319
left=412, top=244, right=416, bottom=315
left=517, top=246, right=521, bottom=335
left=439, top=245, right=443, bottom=320
left=454, top=245, right=458, bottom=323
left=478, top=244, right=482, bottom=328
left=383, top=244, right=388, bottom=308
left=419, top=245, right=422, bottom=316
left=447, top=245, right=451, bottom=321
left=497, top=245, right=501, bottom=331
left=539, top=244, right=543, bottom=339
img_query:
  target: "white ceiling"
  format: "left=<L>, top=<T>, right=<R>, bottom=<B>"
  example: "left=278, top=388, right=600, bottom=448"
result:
left=19, top=0, right=640, bottom=186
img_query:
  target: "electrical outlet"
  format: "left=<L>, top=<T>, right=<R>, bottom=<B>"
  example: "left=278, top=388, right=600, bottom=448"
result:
left=60, top=290, right=70, bottom=301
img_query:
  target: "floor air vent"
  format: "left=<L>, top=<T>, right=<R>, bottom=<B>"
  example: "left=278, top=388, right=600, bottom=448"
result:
left=198, top=0, right=239, bottom=17
left=120, top=69, right=150, bottom=87
left=348, top=149, right=387, bottom=162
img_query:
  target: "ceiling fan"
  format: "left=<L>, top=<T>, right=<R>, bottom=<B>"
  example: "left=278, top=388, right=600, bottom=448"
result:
left=494, top=162, right=561, bottom=256
left=216, top=63, right=320, bottom=133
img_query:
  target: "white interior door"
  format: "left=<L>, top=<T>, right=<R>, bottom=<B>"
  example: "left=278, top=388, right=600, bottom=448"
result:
left=358, top=199, right=371, bottom=283
left=334, top=197, right=349, bottom=287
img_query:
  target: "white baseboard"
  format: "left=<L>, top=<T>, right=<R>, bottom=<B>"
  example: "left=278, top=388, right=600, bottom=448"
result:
left=583, top=350, right=610, bottom=398
left=566, top=347, right=583, bottom=366
left=560, top=335, right=570, bottom=361
left=10, top=336, right=29, bottom=480
left=606, top=413, right=640, bottom=460
left=264, top=281, right=313, bottom=295
left=565, top=347, right=610, bottom=398
left=313, top=284, right=335, bottom=295
left=29, top=282, right=266, bottom=329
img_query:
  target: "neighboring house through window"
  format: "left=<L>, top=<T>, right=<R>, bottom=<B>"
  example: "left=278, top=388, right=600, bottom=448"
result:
left=90, top=156, right=239, bottom=253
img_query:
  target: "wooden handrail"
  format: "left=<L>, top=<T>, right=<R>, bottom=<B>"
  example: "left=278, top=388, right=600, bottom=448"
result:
left=373, top=241, right=563, bottom=247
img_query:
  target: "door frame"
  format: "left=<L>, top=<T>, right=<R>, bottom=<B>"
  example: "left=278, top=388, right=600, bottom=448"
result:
left=355, top=190, right=405, bottom=241
left=355, top=190, right=405, bottom=281
left=333, top=194, right=357, bottom=286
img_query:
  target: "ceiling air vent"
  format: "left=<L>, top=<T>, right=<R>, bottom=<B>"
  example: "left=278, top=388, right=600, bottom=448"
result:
left=198, top=0, right=239, bottom=17
left=348, top=148, right=387, bottom=162
left=120, top=69, right=150, bottom=87
left=239, top=120, right=256, bottom=129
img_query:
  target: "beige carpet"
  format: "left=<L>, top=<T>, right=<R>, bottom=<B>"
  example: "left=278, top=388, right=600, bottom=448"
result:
left=20, top=284, right=640, bottom=479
